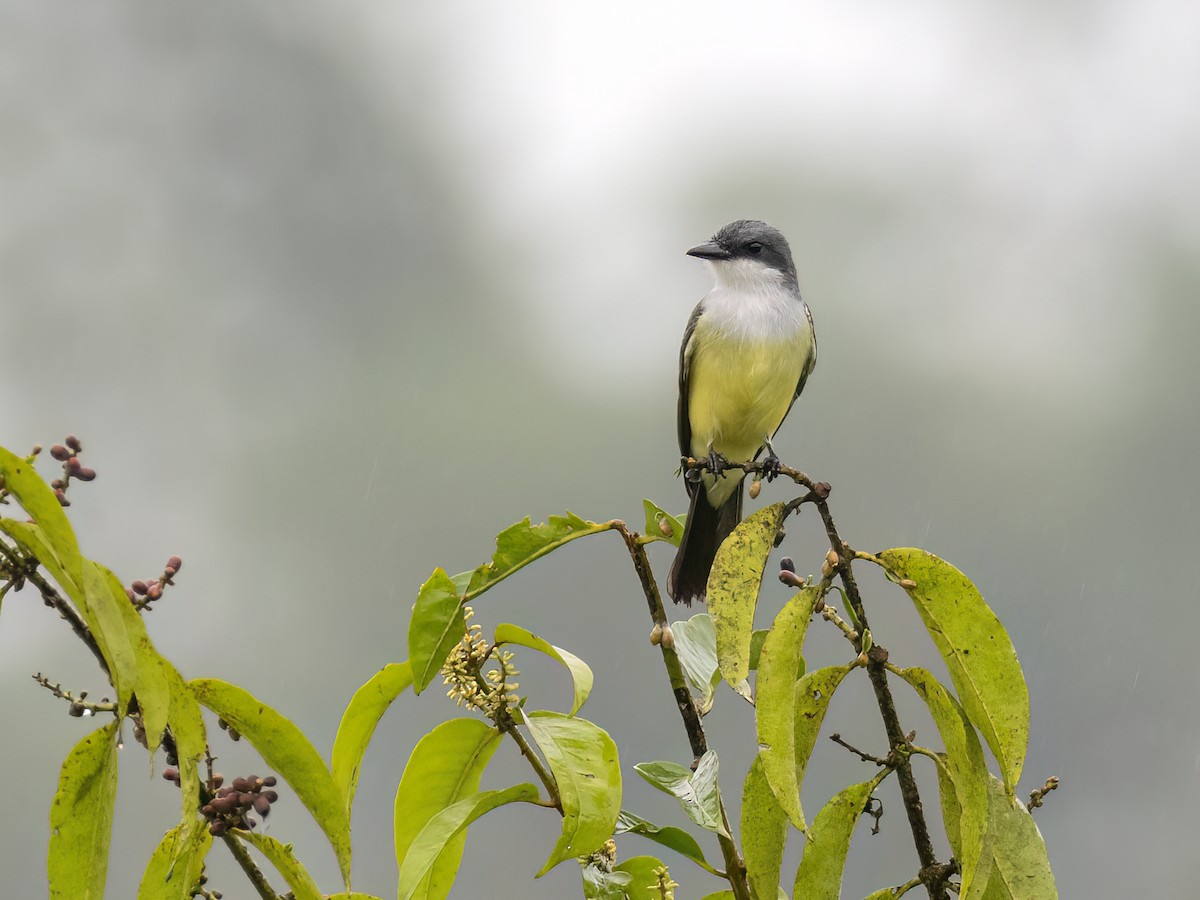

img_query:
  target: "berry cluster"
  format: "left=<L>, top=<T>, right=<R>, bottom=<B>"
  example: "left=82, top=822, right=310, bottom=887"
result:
left=161, top=769, right=280, bottom=835
left=47, top=436, right=95, bottom=507
left=127, top=556, right=183, bottom=609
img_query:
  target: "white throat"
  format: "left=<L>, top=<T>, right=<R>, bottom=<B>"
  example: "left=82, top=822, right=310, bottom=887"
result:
left=702, top=258, right=807, bottom=341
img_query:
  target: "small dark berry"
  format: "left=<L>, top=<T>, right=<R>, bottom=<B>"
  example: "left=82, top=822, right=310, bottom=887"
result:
left=238, top=792, right=255, bottom=806
left=211, top=773, right=224, bottom=788
left=146, top=583, right=163, bottom=600
left=231, top=777, right=251, bottom=792
left=162, top=768, right=179, bottom=782
left=65, top=457, right=82, bottom=474
left=68, top=702, right=85, bottom=717
left=262, top=790, right=279, bottom=803
left=167, top=556, right=183, bottom=572
left=228, top=728, right=241, bottom=742
left=65, top=435, right=82, bottom=451
left=780, top=557, right=795, bottom=573
left=55, top=490, right=70, bottom=508
left=131, top=580, right=149, bottom=596
left=253, top=795, right=271, bottom=816
left=74, top=467, right=97, bottom=482
left=49, top=444, right=71, bottom=461
left=201, top=803, right=216, bottom=818
left=209, top=820, right=227, bottom=836
left=262, top=775, right=277, bottom=787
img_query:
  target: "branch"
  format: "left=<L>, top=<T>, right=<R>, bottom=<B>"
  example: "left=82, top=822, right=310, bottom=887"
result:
left=613, top=522, right=707, bottom=760
left=222, top=834, right=282, bottom=900
left=613, top=522, right=752, bottom=900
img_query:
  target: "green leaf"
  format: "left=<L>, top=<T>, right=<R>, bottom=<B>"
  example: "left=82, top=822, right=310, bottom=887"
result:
left=895, top=667, right=989, bottom=898
left=581, top=860, right=633, bottom=900
left=642, top=499, right=685, bottom=546
left=495, top=624, right=593, bottom=716
left=742, top=754, right=789, bottom=900
left=790, top=664, right=854, bottom=834
left=137, top=822, right=212, bottom=900
left=708, top=503, right=787, bottom=688
left=525, top=711, right=622, bottom=874
left=755, top=587, right=819, bottom=831
left=157, top=657, right=208, bottom=874
left=793, top=773, right=885, bottom=899
left=48, top=720, right=119, bottom=900
left=461, top=512, right=614, bottom=601
left=978, top=776, right=1058, bottom=899
left=634, top=750, right=728, bottom=838
left=0, top=445, right=83, bottom=583
left=863, top=889, right=907, bottom=899
left=614, top=810, right=718, bottom=875
left=326, top=895, right=387, bottom=900
left=700, top=893, right=736, bottom=900
left=615, top=856, right=669, bottom=900
left=878, top=548, right=1029, bottom=796
left=670, top=614, right=721, bottom=712
left=408, top=568, right=466, bottom=695
left=188, top=678, right=352, bottom=888
left=332, top=662, right=413, bottom=814
left=238, top=832, right=323, bottom=900
left=394, top=718, right=503, bottom=899
left=397, top=784, right=541, bottom=900
left=748, top=628, right=770, bottom=672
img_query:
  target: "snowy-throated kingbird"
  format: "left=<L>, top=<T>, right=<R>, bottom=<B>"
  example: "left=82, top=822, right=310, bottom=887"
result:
left=667, top=219, right=817, bottom=605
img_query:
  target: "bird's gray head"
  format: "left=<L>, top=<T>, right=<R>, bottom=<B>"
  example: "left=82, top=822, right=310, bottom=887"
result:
left=687, top=220, right=797, bottom=289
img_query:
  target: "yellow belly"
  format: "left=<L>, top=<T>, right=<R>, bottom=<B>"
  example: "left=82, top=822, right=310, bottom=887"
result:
left=687, top=326, right=808, bottom=506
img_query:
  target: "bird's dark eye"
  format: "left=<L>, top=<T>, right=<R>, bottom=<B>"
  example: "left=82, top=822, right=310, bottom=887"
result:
left=746, top=242, right=763, bottom=254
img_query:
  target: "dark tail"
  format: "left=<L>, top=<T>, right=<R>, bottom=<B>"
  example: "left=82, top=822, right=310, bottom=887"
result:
left=667, top=482, right=743, bottom=605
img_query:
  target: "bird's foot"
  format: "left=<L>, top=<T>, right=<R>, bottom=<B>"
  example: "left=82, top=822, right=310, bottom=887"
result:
left=706, top=449, right=730, bottom=479
left=761, top=450, right=783, bottom=482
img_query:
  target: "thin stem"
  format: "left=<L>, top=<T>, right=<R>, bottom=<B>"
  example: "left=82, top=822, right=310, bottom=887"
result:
left=222, top=834, right=281, bottom=900
left=501, top=714, right=562, bottom=810
left=613, top=522, right=707, bottom=760
left=613, top=521, right=755, bottom=899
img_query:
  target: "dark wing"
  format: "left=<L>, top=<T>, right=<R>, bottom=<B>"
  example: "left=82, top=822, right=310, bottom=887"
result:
left=677, top=300, right=705, bottom=495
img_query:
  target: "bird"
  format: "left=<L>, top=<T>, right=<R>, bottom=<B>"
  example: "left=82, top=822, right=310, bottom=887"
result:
left=667, top=220, right=817, bottom=605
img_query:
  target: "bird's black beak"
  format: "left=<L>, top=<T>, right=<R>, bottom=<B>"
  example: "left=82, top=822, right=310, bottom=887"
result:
left=686, top=240, right=731, bottom=261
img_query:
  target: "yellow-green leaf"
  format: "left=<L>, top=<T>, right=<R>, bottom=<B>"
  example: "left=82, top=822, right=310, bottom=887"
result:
left=461, top=512, right=614, bottom=601
left=742, top=755, right=788, bottom=900
left=0, top=445, right=83, bottom=583
left=332, top=662, right=413, bottom=815
left=408, top=568, right=465, bottom=695
left=614, top=810, right=719, bottom=876
left=495, top=624, right=593, bottom=716
left=612, top=855, right=669, bottom=900
left=979, top=776, right=1058, bottom=899
left=791, top=664, right=854, bottom=834
left=708, top=502, right=787, bottom=688
left=137, top=822, right=212, bottom=900
left=793, top=773, right=886, bottom=899
left=878, top=549, right=1028, bottom=796
left=668, top=613, right=721, bottom=712
left=158, top=657, right=207, bottom=873
left=238, top=832, right=323, bottom=900
left=48, top=721, right=119, bottom=900
left=525, top=712, right=622, bottom=875
left=755, top=587, right=818, bottom=831
left=394, top=718, right=502, bottom=900
left=634, top=751, right=727, bottom=838
left=397, top=785, right=540, bottom=900
left=641, top=499, right=685, bottom=546
left=896, top=666, right=989, bottom=898
left=189, top=678, right=352, bottom=889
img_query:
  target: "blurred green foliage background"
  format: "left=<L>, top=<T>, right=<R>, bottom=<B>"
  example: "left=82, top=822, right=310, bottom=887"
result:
left=2, top=2, right=1196, bottom=897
